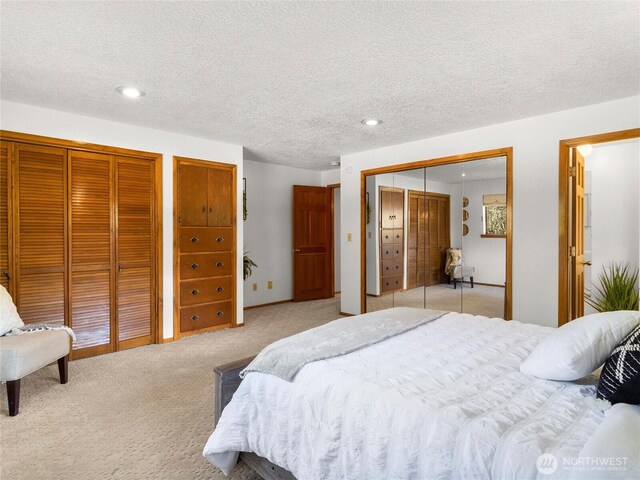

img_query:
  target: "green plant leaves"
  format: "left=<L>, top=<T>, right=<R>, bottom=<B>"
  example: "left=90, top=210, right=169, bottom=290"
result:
left=586, top=262, right=639, bottom=312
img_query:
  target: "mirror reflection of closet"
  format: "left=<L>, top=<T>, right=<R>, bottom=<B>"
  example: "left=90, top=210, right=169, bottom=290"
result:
left=365, top=155, right=508, bottom=319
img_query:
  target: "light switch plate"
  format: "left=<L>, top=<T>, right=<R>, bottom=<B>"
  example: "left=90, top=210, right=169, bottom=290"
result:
left=347, top=233, right=352, bottom=241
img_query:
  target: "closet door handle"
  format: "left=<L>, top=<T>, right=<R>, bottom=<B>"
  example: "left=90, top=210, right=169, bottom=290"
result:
left=1, top=271, right=8, bottom=280
left=191, top=263, right=200, bottom=270
left=216, top=237, right=224, bottom=243
left=216, top=311, right=224, bottom=317
left=191, top=289, right=199, bottom=296
left=191, top=236, right=200, bottom=244
left=209, top=206, right=213, bottom=213
left=216, top=261, right=224, bottom=268
left=216, top=287, right=224, bottom=293
left=191, top=315, right=199, bottom=322
left=202, top=206, right=206, bottom=213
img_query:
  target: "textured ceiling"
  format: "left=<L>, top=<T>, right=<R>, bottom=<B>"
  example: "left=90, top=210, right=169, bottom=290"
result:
left=1, top=1, right=639, bottom=169
left=398, top=156, right=506, bottom=184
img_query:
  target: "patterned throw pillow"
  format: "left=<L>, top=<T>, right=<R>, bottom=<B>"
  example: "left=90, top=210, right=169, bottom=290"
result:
left=597, top=324, right=640, bottom=405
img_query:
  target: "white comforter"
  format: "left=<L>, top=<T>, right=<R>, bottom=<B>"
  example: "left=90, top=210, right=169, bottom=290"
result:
left=204, top=312, right=611, bottom=479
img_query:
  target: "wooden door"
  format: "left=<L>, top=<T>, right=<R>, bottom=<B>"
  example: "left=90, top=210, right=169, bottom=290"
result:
left=293, top=185, right=332, bottom=301
left=13, top=144, right=67, bottom=325
left=178, top=164, right=208, bottom=226
left=571, top=148, right=586, bottom=319
left=427, top=195, right=450, bottom=285
left=68, top=150, right=113, bottom=357
left=208, top=168, right=233, bottom=226
left=0, top=141, right=9, bottom=291
left=408, top=192, right=450, bottom=288
left=116, top=157, right=155, bottom=348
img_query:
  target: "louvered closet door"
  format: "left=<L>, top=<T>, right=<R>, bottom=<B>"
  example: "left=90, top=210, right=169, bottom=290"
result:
left=116, top=157, right=154, bottom=347
left=69, top=151, right=113, bottom=356
left=0, top=142, right=9, bottom=291
left=14, top=144, right=67, bottom=325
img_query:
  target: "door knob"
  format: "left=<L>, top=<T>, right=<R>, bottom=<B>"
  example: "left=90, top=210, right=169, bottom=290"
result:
left=293, top=249, right=301, bottom=252
left=583, top=261, right=592, bottom=266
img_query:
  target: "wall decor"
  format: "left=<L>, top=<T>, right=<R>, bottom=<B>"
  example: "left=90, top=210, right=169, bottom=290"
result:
left=463, top=224, right=469, bottom=236
left=243, top=177, right=247, bottom=221
left=462, top=196, right=469, bottom=207
left=463, top=209, right=469, bottom=221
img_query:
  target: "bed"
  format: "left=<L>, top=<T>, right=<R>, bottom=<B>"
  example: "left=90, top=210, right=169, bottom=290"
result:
left=204, top=308, right=639, bottom=480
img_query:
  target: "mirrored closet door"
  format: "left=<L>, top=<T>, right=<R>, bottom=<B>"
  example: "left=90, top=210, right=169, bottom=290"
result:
left=364, top=154, right=510, bottom=319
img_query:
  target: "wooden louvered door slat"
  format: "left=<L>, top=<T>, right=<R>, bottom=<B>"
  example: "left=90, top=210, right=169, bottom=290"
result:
left=69, top=150, right=113, bottom=358
left=116, top=156, right=155, bottom=348
left=14, top=143, right=67, bottom=325
left=0, top=141, right=9, bottom=291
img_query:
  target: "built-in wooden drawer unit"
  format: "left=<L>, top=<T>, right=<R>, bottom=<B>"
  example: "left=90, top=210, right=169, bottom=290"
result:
left=179, top=227, right=233, bottom=253
left=381, top=274, right=402, bottom=293
left=180, top=276, right=233, bottom=306
left=381, top=244, right=402, bottom=260
left=180, top=300, right=232, bottom=333
left=180, top=252, right=233, bottom=279
left=381, top=229, right=403, bottom=244
left=382, top=258, right=402, bottom=276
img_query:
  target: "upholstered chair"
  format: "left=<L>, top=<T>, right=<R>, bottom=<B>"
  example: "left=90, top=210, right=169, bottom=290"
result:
left=0, top=286, right=71, bottom=416
left=445, top=248, right=475, bottom=289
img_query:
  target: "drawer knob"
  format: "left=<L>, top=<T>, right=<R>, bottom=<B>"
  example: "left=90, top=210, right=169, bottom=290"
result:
left=216, top=287, right=224, bottom=293
left=191, top=289, right=199, bottom=295
left=191, top=263, right=200, bottom=270
left=216, top=237, right=224, bottom=243
left=191, top=236, right=200, bottom=244
left=216, top=261, right=224, bottom=268
left=216, top=311, right=224, bottom=317
left=191, top=315, right=199, bottom=322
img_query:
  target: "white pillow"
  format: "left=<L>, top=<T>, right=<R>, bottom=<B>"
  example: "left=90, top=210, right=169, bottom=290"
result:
left=0, top=285, right=24, bottom=336
left=520, top=310, right=640, bottom=381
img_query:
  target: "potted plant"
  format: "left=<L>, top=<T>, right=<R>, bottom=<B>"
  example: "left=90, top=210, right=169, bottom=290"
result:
left=243, top=252, right=257, bottom=281
left=586, top=262, right=639, bottom=312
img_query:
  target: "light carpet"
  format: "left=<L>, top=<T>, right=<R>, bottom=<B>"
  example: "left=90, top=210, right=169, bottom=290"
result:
left=0, top=296, right=342, bottom=480
left=366, top=283, right=505, bottom=319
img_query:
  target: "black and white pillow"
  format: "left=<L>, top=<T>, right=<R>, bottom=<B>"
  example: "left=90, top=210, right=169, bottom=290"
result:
left=597, top=324, right=640, bottom=405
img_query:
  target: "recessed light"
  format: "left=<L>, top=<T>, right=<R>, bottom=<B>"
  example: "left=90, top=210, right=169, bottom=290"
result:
left=330, top=161, right=341, bottom=167
left=461, top=173, right=466, bottom=177
left=116, top=86, right=145, bottom=98
left=361, top=119, right=381, bottom=126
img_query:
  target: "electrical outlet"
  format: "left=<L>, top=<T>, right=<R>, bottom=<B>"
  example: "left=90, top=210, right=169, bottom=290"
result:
left=368, top=232, right=372, bottom=239
left=347, top=233, right=352, bottom=241
left=267, top=280, right=273, bottom=289
left=252, top=283, right=257, bottom=291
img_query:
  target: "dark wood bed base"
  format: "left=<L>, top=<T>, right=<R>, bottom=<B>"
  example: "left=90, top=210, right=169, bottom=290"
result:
left=214, top=357, right=297, bottom=480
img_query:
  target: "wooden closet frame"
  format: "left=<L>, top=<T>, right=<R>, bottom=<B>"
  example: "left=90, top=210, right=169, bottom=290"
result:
left=172, top=156, right=238, bottom=340
left=360, top=147, right=513, bottom=318
left=0, top=130, right=164, bottom=344
left=557, top=128, right=640, bottom=327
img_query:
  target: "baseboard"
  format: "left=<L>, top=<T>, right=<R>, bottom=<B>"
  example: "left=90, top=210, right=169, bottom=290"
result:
left=334, top=290, right=341, bottom=294
left=474, top=282, right=505, bottom=288
left=244, top=299, right=293, bottom=310
left=161, top=336, right=174, bottom=344
left=231, top=322, right=245, bottom=328
left=339, top=311, right=355, bottom=317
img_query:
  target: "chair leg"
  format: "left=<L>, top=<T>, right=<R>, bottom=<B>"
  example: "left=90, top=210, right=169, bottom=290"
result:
left=7, top=379, right=20, bottom=416
left=58, top=355, right=69, bottom=384
left=447, top=276, right=451, bottom=285
left=471, top=276, right=474, bottom=288
left=453, top=279, right=457, bottom=289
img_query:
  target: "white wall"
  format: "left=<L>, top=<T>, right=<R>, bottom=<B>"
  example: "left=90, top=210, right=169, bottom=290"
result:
left=585, top=139, right=639, bottom=312
left=242, top=159, right=321, bottom=307
left=340, top=96, right=640, bottom=327
left=460, top=178, right=506, bottom=285
left=0, top=100, right=244, bottom=337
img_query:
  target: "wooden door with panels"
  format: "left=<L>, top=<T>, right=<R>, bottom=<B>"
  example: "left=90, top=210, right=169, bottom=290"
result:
left=0, top=131, right=162, bottom=359
left=426, top=193, right=450, bottom=286
left=175, top=157, right=236, bottom=338
left=292, top=185, right=333, bottom=302
left=379, top=186, right=404, bottom=294
left=570, top=148, right=586, bottom=320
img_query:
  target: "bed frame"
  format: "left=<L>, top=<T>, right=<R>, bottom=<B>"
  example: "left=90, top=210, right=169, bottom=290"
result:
left=214, top=357, right=297, bottom=480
